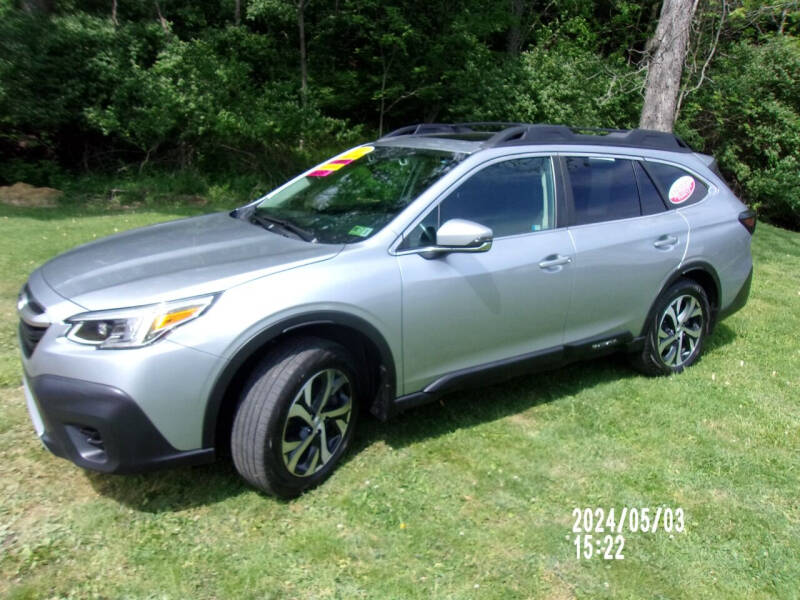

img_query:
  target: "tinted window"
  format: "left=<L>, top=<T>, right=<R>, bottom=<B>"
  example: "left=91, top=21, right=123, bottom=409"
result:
left=402, top=157, right=555, bottom=248
left=566, top=157, right=640, bottom=225
left=644, top=161, right=709, bottom=208
left=634, top=161, right=667, bottom=215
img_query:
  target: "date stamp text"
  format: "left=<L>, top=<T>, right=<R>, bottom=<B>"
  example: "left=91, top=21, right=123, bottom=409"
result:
left=571, top=506, right=686, bottom=560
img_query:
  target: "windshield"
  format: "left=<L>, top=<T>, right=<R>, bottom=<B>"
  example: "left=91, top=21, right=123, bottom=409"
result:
left=253, top=145, right=464, bottom=243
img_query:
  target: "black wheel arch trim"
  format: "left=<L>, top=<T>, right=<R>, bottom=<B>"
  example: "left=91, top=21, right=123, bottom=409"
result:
left=201, top=311, right=397, bottom=448
left=639, top=260, right=722, bottom=338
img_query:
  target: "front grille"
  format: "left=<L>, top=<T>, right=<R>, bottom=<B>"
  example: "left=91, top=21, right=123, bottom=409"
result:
left=18, top=285, right=49, bottom=358
left=20, top=285, right=45, bottom=316
left=19, top=319, right=48, bottom=358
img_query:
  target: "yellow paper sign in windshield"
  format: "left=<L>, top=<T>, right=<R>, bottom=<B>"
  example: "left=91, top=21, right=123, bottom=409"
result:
left=339, top=146, right=374, bottom=161
left=308, top=146, right=375, bottom=177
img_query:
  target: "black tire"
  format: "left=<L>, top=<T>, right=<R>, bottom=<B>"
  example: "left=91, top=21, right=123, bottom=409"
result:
left=631, top=278, right=711, bottom=376
left=231, top=336, right=360, bottom=498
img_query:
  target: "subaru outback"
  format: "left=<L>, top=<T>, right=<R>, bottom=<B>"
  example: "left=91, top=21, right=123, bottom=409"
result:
left=18, top=123, right=755, bottom=497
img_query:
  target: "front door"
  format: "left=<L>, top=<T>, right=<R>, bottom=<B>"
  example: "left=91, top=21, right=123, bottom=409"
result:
left=395, top=156, right=575, bottom=394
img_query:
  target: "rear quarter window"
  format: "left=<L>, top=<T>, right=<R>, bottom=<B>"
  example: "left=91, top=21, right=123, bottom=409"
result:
left=644, top=161, right=709, bottom=208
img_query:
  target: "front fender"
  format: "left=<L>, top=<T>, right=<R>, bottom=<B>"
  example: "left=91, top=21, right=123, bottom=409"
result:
left=200, top=309, right=399, bottom=448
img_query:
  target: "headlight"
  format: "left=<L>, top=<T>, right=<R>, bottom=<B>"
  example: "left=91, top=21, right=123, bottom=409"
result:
left=66, top=295, right=216, bottom=349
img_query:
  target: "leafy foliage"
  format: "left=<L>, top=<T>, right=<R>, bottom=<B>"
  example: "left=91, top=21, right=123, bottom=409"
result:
left=507, top=40, right=641, bottom=127
left=0, top=0, right=798, bottom=227
left=680, top=36, right=800, bottom=227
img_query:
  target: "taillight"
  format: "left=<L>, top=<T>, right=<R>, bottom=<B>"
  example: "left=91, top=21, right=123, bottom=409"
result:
left=738, top=210, right=756, bottom=234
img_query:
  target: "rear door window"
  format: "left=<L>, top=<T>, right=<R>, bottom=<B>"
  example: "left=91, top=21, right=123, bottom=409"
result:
left=565, top=156, right=640, bottom=225
left=633, top=161, right=667, bottom=215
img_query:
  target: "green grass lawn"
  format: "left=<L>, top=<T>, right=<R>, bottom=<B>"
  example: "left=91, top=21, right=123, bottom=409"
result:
left=0, top=198, right=798, bottom=599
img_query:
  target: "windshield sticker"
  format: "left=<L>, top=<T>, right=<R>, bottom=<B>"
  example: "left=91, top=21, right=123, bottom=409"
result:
left=348, top=225, right=373, bottom=237
left=668, top=175, right=696, bottom=204
left=308, top=146, right=375, bottom=177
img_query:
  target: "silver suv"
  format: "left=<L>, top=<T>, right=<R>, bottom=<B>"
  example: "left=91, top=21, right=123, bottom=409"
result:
left=18, top=123, right=755, bottom=497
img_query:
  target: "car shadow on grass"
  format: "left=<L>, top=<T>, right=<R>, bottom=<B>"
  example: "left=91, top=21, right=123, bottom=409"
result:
left=353, top=321, right=738, bottom=453
left=353, top=353, right=635, bottom=453
left=704, top=320, right=738, bottom=353
left=85, top=460, right=250, bottom=513
left=86, top=323, right=737, bottom=510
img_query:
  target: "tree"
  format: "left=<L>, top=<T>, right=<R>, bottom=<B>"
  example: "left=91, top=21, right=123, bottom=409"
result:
left=297, top=0, right=308, bottom=106
left=640, top=0, right=699, bottom=131
left=248, top=0, right=310, bottom=106
left=19, top=0, right=51, bottom=13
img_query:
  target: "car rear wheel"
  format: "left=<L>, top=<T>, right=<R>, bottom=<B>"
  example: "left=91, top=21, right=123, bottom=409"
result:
left=631, top=279, right=710, bottom=376
left=231, top=337, right=359, bottom=498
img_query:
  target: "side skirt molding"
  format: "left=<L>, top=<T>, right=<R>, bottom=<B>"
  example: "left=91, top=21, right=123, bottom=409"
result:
left=390, top=332, right=633, bottom=417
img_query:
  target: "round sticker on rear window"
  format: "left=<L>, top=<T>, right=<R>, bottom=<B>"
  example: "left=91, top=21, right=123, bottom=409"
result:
left=668, top=175, right=696, bottom=204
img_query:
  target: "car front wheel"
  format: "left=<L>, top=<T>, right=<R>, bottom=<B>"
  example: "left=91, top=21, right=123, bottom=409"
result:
left=231, top=337, right=359, bottom=498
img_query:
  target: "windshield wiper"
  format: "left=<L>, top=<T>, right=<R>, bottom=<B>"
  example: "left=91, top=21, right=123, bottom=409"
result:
left=250, top=212, right=315, bottom=242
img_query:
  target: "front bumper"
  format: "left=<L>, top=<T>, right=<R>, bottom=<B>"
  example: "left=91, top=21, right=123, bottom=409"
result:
left=19, top=270, right=227, bottom=472
left=23, top=371, right=214, bottom=473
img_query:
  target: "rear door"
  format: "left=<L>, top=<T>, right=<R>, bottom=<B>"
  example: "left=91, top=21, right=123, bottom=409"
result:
left=561, top=155, right=689, bottom=344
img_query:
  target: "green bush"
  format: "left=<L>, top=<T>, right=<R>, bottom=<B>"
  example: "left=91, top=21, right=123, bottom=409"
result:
left=0, top=2, right=798, bottom=229
left=680, top=36, right=800, bottom=228
left=84, top=26, right=360, bottom=175
left=446, top=37, right=642, bottom=129
left=0, top=12, right=117, bottom=174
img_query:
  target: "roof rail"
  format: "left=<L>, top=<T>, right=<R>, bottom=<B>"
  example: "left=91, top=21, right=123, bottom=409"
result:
left=379, top=122, right=524, bottom=140
left=379, top=122, right=692, bottom=153
left=483, top=124, right=692, bottom=152
left=453, top=121, right=525, bottom=130
left=380, top=123, right=474, bottom=139
left=484, top=125, right=530, bottom=146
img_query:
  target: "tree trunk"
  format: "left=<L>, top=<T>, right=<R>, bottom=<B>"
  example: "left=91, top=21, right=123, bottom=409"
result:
left=640, top=0, right=699, bottom=132
left=298, top=0, right=308, bottom=107
left=234, top=0, right=241, bottom=26
left=154, top=1, right=170, bottom=34
left=19, top=0, right=51, bottom=13
left=111, top=0, right=118, bottom=26
left=378, top=53, right=388, bottom=137
left=507, top=0, right=525, bottom=56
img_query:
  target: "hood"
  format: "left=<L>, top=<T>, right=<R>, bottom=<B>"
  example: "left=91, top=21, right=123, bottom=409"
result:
left=40, top=212, right=343, bottom=310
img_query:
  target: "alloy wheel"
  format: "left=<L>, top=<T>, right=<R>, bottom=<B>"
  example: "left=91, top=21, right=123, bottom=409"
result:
left=657, top=294, right=704, bottom=368
left=281, top=368, right=353, bottom=477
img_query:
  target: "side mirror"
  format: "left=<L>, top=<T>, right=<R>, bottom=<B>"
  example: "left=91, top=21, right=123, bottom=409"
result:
left=418, top=219, right=492, bottom=258
left=396, top=218, right=494, bottom=259
left=436, top=218, right=493, bottom=250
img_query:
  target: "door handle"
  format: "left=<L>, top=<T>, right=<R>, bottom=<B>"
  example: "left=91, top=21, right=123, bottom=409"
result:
left=653, top=235, right=679, bottom=249
left=538, top=254, right=572, bottom=269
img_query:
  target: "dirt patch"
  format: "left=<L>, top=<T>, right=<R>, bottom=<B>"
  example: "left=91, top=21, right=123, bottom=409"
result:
left=0, top=182, right=62, bottom=207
